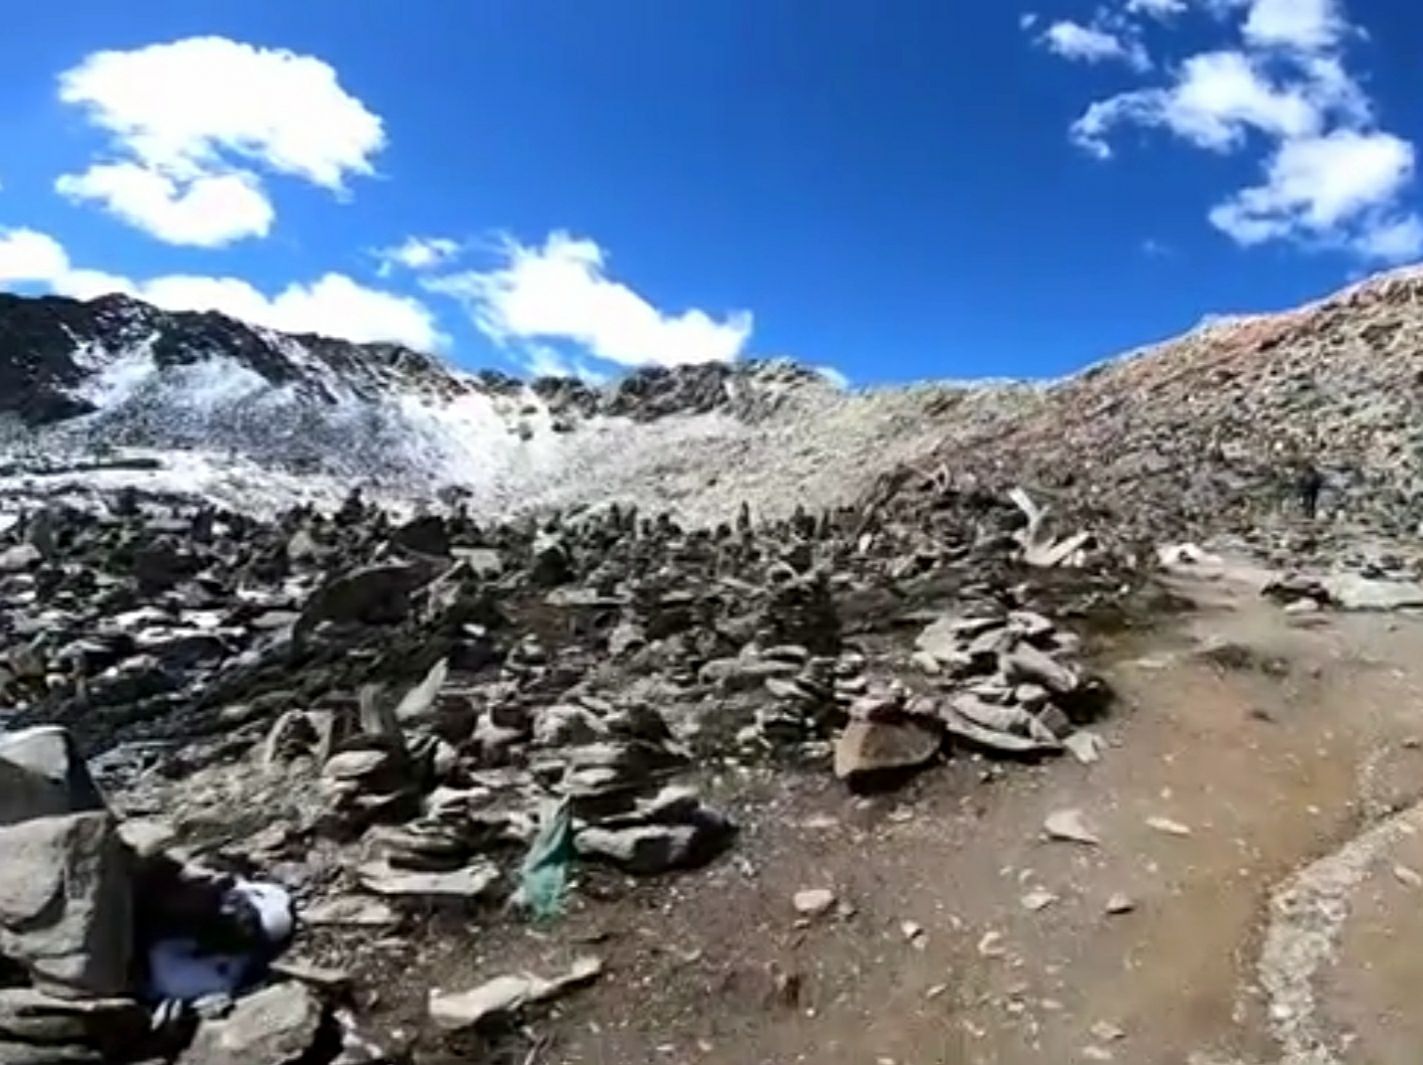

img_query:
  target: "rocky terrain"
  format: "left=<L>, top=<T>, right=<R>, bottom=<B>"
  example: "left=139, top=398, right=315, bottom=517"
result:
left=7, top=269, right=1423, bottom=1064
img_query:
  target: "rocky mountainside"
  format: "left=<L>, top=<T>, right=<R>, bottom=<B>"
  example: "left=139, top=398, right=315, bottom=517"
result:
left=8, top=269, right=1423, bottom=553
left=838, top=268, right=1423, bottom=575
left=0, top=291, right=852, bottom=516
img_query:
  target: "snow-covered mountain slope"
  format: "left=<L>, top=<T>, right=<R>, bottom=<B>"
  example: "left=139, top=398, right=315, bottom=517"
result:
left=0, top=291, right=990, bottom=521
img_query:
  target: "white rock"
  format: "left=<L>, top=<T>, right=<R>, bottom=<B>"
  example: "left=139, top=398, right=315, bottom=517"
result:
left=428, top=956, right=603, bottom=1032
left=1063, top=730, right=1107, bottom=765
left=793, top=889, right=836, bottom=917
left=1043, top=808, right=1100, bottom=846
left=1020, top=889, right=1058, bottom=912
left=1145, top=816, right=1191, bottom=837
left=1105, top=893, right=1136, bottom=915
left=356, top=861, right=500, bottom=901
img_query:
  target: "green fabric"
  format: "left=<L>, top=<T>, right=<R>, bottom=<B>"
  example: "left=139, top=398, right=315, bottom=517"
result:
left=516, top=797, right=574, bottom=921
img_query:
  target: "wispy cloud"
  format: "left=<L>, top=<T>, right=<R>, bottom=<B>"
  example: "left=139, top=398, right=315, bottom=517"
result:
left=1039, top=20, right=1152, bottom=72
left=373, top=235, right=462, bottom=276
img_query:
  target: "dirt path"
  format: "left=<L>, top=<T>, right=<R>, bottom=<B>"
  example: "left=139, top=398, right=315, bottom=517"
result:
left=462, top=565, right=1423, bottom=1065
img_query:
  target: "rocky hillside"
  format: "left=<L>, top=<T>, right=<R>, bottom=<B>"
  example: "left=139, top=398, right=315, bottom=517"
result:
left=9, top=269, right=1423, bottom=556
left=0, top=291, right=877, bottom=517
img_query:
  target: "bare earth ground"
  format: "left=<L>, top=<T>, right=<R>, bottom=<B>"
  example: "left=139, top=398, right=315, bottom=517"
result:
left=129, top=563, right=1423, bottom=1065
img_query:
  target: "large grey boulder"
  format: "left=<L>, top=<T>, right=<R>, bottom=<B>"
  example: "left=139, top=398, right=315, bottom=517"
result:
left=0, top=728, right=105, bottom=827
left=177, top=983, right=325, bottom=1065
left=0, top=813, right=133, bottom=999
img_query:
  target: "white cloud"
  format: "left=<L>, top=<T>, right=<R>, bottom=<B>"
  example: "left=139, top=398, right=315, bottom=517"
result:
left=1039, top=21, right=1152, bottom=72
left=1072, top=51, right=1320, bottom=157
left=151, top=272, right=444, bottom=348
left=1353, top=215, right=1423, bottom=262
left=1209, top=130, right=1420, bottom=259
left=0, top=228, right=72, bottom=283
left=1050, top=0, right=1417, bottom=263
left=1019, top=13, right=1040, bottom=31
left=55, top=162, right=274, bottom=247
left=0, top=227, right=443, bottom=349
left=56, top=36, right=384, bottom=245
left=1243, top=0, right=1344, bottom=52
left=374, top=236, right=462, bottom=276
left=428, top=231, right=753, bottom=368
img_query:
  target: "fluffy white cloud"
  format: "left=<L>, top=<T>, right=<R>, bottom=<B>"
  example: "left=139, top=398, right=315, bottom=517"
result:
left=428, top=231, right=752, bottom=368
left=1209, top=131, right=1420, bottom=258
left=55, top=37, right=385, bottom=245
left=1243, top=0, right=1344, bottom=52
left=0, top=227, right=443, bottom=348
left=1072, top=51, right=1320, bottom=157
left=150, top=272, right=445, bottom=348
left=1041, top=21, right=1152, bottom=71
left=0, top=228, right=71, bottom=283
left=374, top=236, right=462, bottom=275
left=55, top=163, right=274, bottom=247
left=1050, top=0, right=1417, bottom=262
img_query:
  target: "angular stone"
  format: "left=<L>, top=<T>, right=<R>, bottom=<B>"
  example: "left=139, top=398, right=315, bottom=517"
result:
left=0, top=727, right=105, bottom=827
left=356, top=860, right=501, bottom=901
left=300, top=896, right=400, bottom=928
left=178, top=983, right=325, bottom=1065
left=1322, top=574, right=1423, bottom=611
left=941, top=707, right=1059, bottom=756
left=949, top=694, right=1037, bottom=737
left=297, top=563, right=424, bottom=636
left=833, top=718, right=940, bottom=788
left=0, top=988, right=146, bottom=1051
left=1043, top=808, right=1100, bottom=846
left=575, top=805, right=733, bottom=874
left=529, top=532, right=572, bottom=587
left=428, top=956, right=603, bottom=1032
left=0, top=812, right=133, bottom=998
left=533, top=703, right=606, bottom=747
left=793, top=888, right=836, bottom=917
left=392, top=515, right=450, bottom=557
left=392, top=658, right=448, bottom=725
left=1001, top=643, right=1079, bottom=694
left=322, top=749, right=393, bottom=782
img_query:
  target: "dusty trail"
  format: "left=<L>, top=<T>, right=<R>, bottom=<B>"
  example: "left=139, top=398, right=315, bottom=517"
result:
left=475, top=565, right=1423, bottom=1065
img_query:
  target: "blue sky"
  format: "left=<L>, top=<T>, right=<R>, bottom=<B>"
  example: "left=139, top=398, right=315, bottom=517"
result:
left=0, top=0, right=1419, bottom=384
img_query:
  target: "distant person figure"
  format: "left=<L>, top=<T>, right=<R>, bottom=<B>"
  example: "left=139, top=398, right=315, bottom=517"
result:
left=1297, top=462, right=1324, bottom=520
